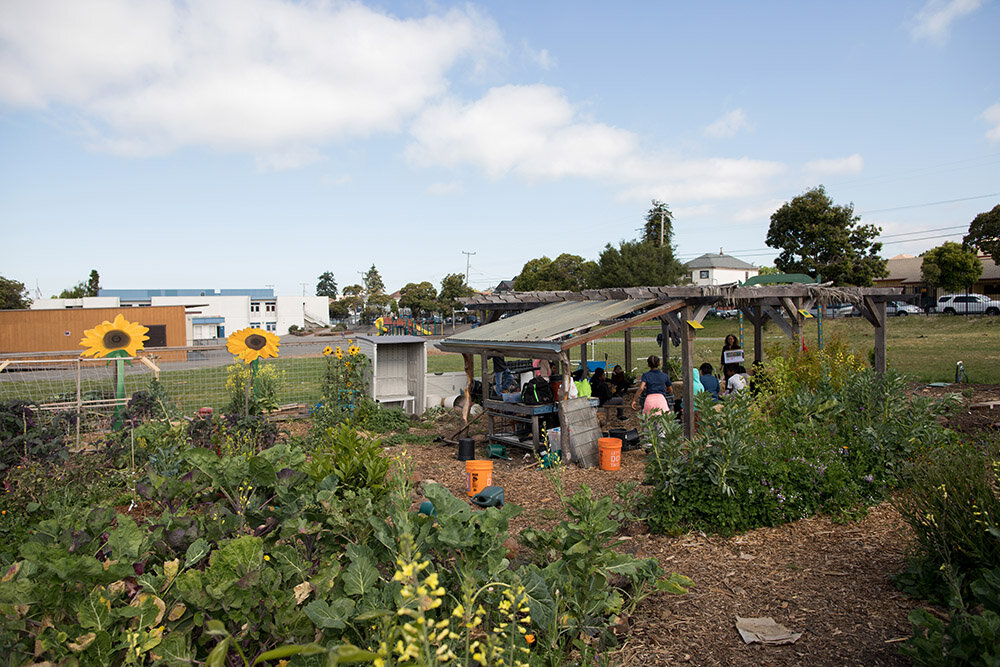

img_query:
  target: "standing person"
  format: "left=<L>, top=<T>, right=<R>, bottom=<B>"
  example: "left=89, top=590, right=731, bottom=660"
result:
left=591, top=367, right=626, bottom=419
left=630, top=355, right=671, bottom=415
left=721, top=334, right=742, bottom=368
left=699, top=362, right=720, bottom=400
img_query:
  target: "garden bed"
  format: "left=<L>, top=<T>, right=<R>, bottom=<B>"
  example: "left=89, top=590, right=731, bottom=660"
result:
left=391, top=381, right=1000, bottom=665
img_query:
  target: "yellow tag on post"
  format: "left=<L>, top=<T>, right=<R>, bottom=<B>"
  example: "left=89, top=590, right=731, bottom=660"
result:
left=686, top=320, right=704, bottom=329
left=798, top=309, right=814, bottom=318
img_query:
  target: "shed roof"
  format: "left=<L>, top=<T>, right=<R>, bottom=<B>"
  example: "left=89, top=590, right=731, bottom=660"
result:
left=684, top=252, right=756, bottom=270
left=437, top=298, right=655, bottom=357
left=356, top=335, right=427, bottom=345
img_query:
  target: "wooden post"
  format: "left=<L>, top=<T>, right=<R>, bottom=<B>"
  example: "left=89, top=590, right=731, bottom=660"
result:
left=681, top=304, right=695, bottom=438
left=461, top=353, right=474, bottom=426
left=867, top=297, right=887, bottom=374
left=482, top=352, right=494, bottom=439
left=558, top=352, right=572, bottom=461
left=753, top=305, right=764, bottom=366
left=580, top=341, right=588, bottom=378
left=624, top=329, right=633, bottom=371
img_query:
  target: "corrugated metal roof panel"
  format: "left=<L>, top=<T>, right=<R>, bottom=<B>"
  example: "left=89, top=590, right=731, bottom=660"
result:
left=438, top=299, right=654, bottom=354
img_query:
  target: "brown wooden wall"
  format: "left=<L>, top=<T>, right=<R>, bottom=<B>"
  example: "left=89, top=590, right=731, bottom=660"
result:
left=0, top=306, right=187, bottom=359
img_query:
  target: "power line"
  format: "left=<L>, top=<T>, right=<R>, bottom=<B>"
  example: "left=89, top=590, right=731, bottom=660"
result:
left=860, top=193, right=1000, bottom=215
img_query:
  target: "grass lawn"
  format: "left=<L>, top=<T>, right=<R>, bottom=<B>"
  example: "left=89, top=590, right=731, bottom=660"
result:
left=427, top=314, right=1000, bottom=384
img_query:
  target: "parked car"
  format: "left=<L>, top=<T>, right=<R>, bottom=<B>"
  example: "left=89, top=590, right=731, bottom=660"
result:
left=935, top=294, right=1000, bottom=316
left=885, top=300, right=922, bottom=316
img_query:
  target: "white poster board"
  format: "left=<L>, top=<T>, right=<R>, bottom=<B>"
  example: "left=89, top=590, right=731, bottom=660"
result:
left=723, top=349, right=745, bottom=365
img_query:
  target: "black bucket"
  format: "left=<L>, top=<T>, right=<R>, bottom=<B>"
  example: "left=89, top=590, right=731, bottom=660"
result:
left=608, top=427, right=627, bottom=442
left=457, top=437, right=476, bottom=461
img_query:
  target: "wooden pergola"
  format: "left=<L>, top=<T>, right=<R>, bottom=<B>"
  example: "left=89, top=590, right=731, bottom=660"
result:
left=449, top=284, right=901, bottom=441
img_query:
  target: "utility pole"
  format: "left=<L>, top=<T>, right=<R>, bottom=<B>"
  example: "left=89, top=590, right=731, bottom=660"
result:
left=462, top=250, right=476, bottom=286
left=300, top=283, right=307, bottom=296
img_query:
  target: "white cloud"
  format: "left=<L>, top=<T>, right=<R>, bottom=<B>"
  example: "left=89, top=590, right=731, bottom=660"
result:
left=322, top=173, right=353, bottom=187
left=672, top=204, right=717, bottom=219
left=982, top=102, right=1000, bottom=143
left=408, top=84, right=785, bottom=202
left=704, top=109, right=751, bottom=138
left=0, top=0, right=500, bottom=155
left=255, top=147, right=323, bottom=172
left=911, top=0, right=984, bottom=43
left=427, top=181, right=462, bottom=195
left=733, top=200, right=786, bottom=223
left=804, top=153, right=864, bottom=175
left=524, top=44, right=556, bottom=70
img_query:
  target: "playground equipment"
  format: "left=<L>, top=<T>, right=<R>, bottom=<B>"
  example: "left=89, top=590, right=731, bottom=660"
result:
left=375, top=316, right=442, bottom=336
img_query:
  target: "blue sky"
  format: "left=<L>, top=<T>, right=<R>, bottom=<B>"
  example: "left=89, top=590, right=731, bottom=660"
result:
left=2, top=0, right=998, bottom=298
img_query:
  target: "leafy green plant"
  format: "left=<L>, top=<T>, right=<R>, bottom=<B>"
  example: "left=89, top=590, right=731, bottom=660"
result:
left=306, top=422, right=392, bottom=499
left=223, top=362, right=284, bottom=417
left=0, top=400, right=72, bottom=476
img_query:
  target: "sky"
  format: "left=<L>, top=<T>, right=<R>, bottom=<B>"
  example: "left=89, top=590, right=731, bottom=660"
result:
left=2, top=0, right=999, bottom=299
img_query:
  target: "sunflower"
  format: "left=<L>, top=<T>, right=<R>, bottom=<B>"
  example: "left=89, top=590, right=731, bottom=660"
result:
left=79, top=314, right=149, bottom=358
left=322, top=346, right=333, bottom=356
left=227, top=327, right=280, bottom=364
left=334, top=346, right=344, bottom=359
left=348, top=344, right=360, bottom=356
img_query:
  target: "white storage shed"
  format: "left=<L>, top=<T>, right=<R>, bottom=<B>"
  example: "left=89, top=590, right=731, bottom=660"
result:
left=355, top=335, right=427, bottom=415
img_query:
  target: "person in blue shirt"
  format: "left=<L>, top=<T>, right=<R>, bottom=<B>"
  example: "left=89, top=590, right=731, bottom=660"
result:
left=699, top=362, right=721, bottom=400
left=630, top=355, right=671, bottom=415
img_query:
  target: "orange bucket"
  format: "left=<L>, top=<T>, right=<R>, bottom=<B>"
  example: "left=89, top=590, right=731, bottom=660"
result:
left=598, top=438, right=622, bottom=471
left=466, top=460, right=493, bottom=496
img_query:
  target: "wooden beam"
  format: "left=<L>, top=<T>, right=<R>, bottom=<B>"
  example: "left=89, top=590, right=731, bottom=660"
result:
left=691, top=304, right=713, bottom=323
left=558, top=352, right=572, bottom=462
left=137, top=356, right=160, bottom=379
left=660, top=319, right=669, bottom=365
left=461, top=353, right=474, bottom=425
left=762, top=304, right=795, bottom=339
left=580, top=341, right=588, bottom=378
left=559, top=299, right=685, bottom=350
left=681, top=304, right=695, bottom=439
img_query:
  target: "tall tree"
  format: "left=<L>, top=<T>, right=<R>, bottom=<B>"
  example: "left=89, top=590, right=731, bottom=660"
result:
left=438, top=273, right=475, bottom=311
left=328, top=300, right=350, bottom=321
left=766, top=185, right=886, bottom=286
left=921, top=241, right=983, bottom=293
left=512, top=254, right=597, bottom=291
left=964, top=204, right=1000, bottom=261
left=363, top=264, right=385, bottom=298
left=0, top=275, right=31, bottom=309
left=592, top=240, right=686, bottom=288
left=86, top=270, right=100, bottom=297
left=316, top=271, right=338, bottom=298
left=641, top=200, right=674, bottom=248
left=399, top=281, right=438, bottom=317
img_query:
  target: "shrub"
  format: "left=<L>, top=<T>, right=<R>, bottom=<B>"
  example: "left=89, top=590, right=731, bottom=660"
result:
left=223, top=362, right=283, bottom=417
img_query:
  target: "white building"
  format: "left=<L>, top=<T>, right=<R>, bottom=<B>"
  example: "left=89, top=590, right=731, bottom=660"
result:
left=684, top=252, right=759, bottom=286
left=32, top=288, right=330, bottom=344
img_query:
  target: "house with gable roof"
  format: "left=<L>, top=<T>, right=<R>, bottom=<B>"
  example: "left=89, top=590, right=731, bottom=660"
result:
left=683, top=250, right=759, bottom=285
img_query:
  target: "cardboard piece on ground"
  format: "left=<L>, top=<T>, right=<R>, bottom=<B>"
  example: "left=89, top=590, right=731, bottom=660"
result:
left=558, top=397, right=601, bottom=468
left=735, top=616, right=802, bottom=645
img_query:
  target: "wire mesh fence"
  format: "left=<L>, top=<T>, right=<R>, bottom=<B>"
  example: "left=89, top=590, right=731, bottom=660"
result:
left=1, top=340, right=337, bottom=445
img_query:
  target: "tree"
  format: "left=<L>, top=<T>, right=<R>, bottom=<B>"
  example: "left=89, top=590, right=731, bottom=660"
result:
left=591, top=240, right=686, bottom=288
left=316, top=271, right=338, bottom=299
left=438, top=273, right=475, bottom=312
left=921, top=241, right=983, bottom=293
left=328, top=300, right=350, bottom=321
left=641, top=200, right=674, bottom=248
left=86, top=270, right=100, bottom=297
left=757, top=266, right=782, bottom=275
left=766, top=185, right=886, bottom=286
left=363, top=264, right=385, bottom=298
left=399, top=281, right=438, bottom=318
left=512, top=254, right=597, bottom=291
left=341, top=284, right=364, bottom=320
left=58, top=282, right=87, bottom=298
left=0, top=275, right=31, bottom=309
left=964, top=204, right=1000, bottom=261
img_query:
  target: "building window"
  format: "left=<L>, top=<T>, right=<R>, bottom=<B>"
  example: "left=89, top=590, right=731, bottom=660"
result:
left=250, top=303, right=261, bottom=313
left=216, top=325, right=225, bottom=338
left=265, top=322, right=276, bottom=332
left=251, top=322, right=261, bottom=329
left=700, top=270, right=709, bottom=279
left=265, top=302, right=276, bottom=312
left=145, top=325, right=167, bottom=347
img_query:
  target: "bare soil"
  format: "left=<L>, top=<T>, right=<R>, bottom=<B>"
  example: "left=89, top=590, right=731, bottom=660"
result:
left=381, top=383, right=1000, bottom=666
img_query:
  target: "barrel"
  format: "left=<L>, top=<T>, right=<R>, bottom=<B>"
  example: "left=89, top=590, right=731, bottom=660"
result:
left=598, top=437, right=622, bottom=471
